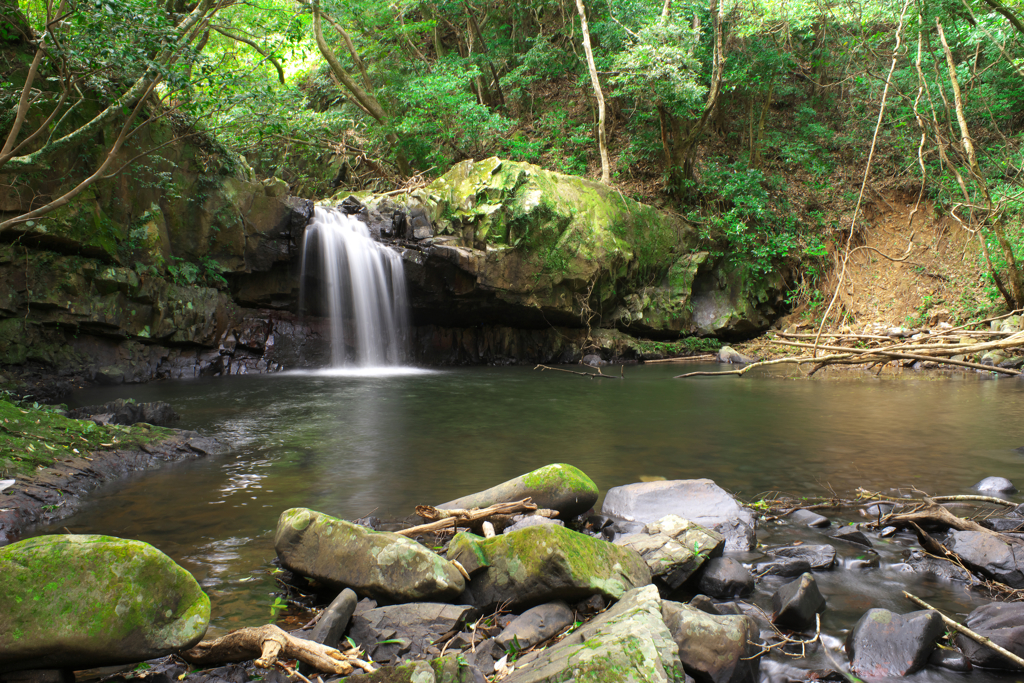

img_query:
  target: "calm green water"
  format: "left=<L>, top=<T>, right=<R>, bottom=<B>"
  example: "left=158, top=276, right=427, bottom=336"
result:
left=31, top=364, right=1024, bottom=638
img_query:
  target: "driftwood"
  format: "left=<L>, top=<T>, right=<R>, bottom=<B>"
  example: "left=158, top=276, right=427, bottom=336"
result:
left=877, top=499, right=1021, bottom=542
left=534, top=364, right=622, bottom=379
left=398, top=498, right=555, bottom=537
left=179, top=624, right=375, bottom=674
left=903, top=592, right=1024, bottom=669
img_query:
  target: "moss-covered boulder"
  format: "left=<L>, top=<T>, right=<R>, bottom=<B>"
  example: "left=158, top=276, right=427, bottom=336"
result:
left=274, top=508, right=465, bottom=602
left=438, top=463, right=599, bottom=518
left=448, top=524, right=651, bottom=611
left=504, top=585, right=686, bottom=683
left=0, top=534, right=209, bottom=671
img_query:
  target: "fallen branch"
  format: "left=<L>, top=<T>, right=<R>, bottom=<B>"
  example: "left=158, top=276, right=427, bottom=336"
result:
left=770, top=339, right=1022, bottom=376
left=902, top=592, right=1024, bottom=669
left=400, top=499, right=551, bottom=537
left=534, top=364, right=621, bottom=379
left=642, top=354, right=718, bottom=364
left=180, top=624, right=374, bottom=674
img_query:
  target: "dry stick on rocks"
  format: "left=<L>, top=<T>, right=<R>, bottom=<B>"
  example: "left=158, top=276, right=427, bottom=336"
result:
left=534, top=364, right=622, bottom=379
left=398, top=499, right=549, bottom=537
left=770, top=339, right=1023, bottom=376
left=179, top=624, right=374, bottom=674
left=903, top=592, right=1024, bottom=669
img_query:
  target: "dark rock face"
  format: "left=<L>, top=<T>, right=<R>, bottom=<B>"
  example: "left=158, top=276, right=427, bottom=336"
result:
left=662, top=600, right=761, bottom=683
left=845, top=609, right=943, bottom=677
left=771, top=573, right=826, bottom=631
left=955, top=602, right=1024, bottom=670
left=67, top=399, right=178, bottom=426
left=697, top=558, right=755, bottom=598
left=828, top=526, right=872, bottom=548
left=495, top=601, right=574, bottom=651
left=929, top=648, right=972, bottom=672
left=946, top=530, right=1024, bottom=587
left=349, top=603, right=477, bottom=665
left=602, top=479, right=757, bottom=552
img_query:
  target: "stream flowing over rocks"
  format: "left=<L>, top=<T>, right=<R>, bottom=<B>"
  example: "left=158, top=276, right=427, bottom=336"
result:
left=9, top=463, right=1024, bottom=683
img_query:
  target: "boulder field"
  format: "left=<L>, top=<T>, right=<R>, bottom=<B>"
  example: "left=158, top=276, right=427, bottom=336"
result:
left=8, top=463, right=1024, bottom=683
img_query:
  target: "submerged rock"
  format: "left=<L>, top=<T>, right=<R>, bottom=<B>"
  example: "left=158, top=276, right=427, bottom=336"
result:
left=0, top=534, right=209, bottom=671
left=615, top=514, right=725, bottom=590
left=448, top=524, right=651, bottom=610
left=845, top=608, right=943, bottom=677
left=438, top=463, right=599, bottom=519
left=602, top=479, right=757, bottom=551
left=274, top=508, right=465, bottom=602
left=956, top=602, right=1024, bottom=670
left=504, top=585, right=684, bottom=683
left=662, top=600, right=761, bottom=683
left=717, top=346, right=757, bottom=364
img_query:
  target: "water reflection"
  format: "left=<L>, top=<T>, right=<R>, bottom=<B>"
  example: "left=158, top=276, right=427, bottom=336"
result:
left=29, top=365, right=1024, bottom=633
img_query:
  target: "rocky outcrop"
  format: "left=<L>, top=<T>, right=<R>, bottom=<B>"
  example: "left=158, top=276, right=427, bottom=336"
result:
left=274, top=508, right=466, bottom=602
left=0, top=534, right=210, bottom=671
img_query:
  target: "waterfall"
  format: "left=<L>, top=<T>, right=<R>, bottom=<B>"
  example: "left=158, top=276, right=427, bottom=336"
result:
left=299, top=207, right=411, bottom=367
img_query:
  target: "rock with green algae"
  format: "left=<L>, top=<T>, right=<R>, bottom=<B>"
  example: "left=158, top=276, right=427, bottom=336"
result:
left=0, top=534, right=209, bottom=672
left=438, top=463, right=599, bottom=519
left=502, top=585, right=686, bottom=683
left=274, top=508, right=465, bottom=602
left=447, top=524, right=651, bottom=611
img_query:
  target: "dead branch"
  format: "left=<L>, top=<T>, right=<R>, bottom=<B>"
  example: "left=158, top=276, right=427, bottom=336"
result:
left=179, top=624, right=374, bottom=674
left=535, top=364, right=622, bottom=379
left=400, top=499, right=549, bottom=537
left=903, top=592, right=1024, bottom=669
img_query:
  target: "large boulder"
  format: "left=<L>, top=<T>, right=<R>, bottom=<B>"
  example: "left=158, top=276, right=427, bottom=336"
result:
left=439, top=464, right=598, bottom=519
left=661, top=600, right=761, bottom=683
left=846, top=609, right=943, bottom=677
left=955, top=603, right=1024, bottom=670
left=602, top=479, right=757, bottom=551
left=615, top=514, right=725, bottom=590
left=946, top=530, right=1024, bottom=587
left=504, top=585, right=685, bottom=683
left=447, top=524, right=651, bottom=610
left=0, top=534, right=209, bottom=671
left=274, top=508, right=465, bottom=602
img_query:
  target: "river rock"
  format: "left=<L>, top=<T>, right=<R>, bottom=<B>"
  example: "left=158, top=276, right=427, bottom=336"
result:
left=771, top=573, right=826, bottom=631
left=697, top=557, right=754, bottom=598
left=343, top=654, right=486, bottom=683
left=983, top=518, right=1024, bottom=532
left=846, top=608, right=943, bottom=677
left=448, top=524, right=651, bottom=610
left=306, top=588, right=357, bottom=648
left=901, top=550, right=973, bottom=583
left=503, top=585, right=683, bottom=683
left=0, top=534, right=210, bottom=671
left=602, top=479, right=757, bottom=551
left=974, top=476, right=1017, bottom=494
left=438, top=464, right=599, bottom=519
left=717, top=346, right=757, bottom=364
left=662, top=600, right=761, bottom=683
left=754, top=555, right=811, bottom=577
left=496, top=601, right=574, bottom=651
left=788, top=509, right=830, bottom=528
left=929, top=647, right=972, bottom=672
left=274, top=508, right=465, bottom=602
left=503, top=516, right=564, bottom=534
left=581, top=354, right=607, bottom=366
left=615, top=514, right=725, bottom=590
left=828, top=526, right=872, bottom=548
left=348, top=603, right=477, bottom=664
left=946, top=530, right=1024, bottom=587
left=769, top=544, right=836, bottom=571
left=955, top=602, right=1024, bottom=669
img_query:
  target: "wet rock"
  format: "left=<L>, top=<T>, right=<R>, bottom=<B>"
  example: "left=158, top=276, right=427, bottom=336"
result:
left=602, top=478, right=757, bottom=551
left=859, top=503, right=893, bottom=518
left=788, top=509, right=830, bottom=528
left=754, top=556, right=811, bottom=578
left=697, top=557, right=754, bottom=598
left=662, top=600, right=761, bottom=683
left=438, top=464, right=599, bottom=519
left=503, top=585, right=682, bottom=683
left=771, top=573, right=826, bottom=631
left=901, top=550, right=973, bottom=583
left=929, top=647, right=972, bottom=672
left=449, top=525, right=651, bottom=611
left=306, top=588, right=357, bottom=648
left=845, top=556, right=880, bottom=570
left=828, top=526, right=872, bottom=548
left=689, top=594, right=720, bottom=614
left=946, top=530, right=1024, bottom=587
left=770, top=544, right=836, bottom=571
left=67, top=399, right=178, bottom=426
left=717, top=346, right=757, bottom=364
left=502, top=515, right=563, bottom=534
left=846, top=608, right=943, bottom=677
left=981, top=518, right=1024, bottom=533
left=349, top=603, right=477, bottom=664
left=274, top=508, right=465, bottom=602
left=615, top=514, right=725, bottom=590
left=955, top=602, right=1024, bottom=670
left=581, top=354, right=607, bottom=366
left=974, top=476, right=1017, bottom=494
left=495, top=601, right=574, bottom=651
left=0, top=534, right=209, bottom=671
left=586, top=514, right=647, bottom=541
left=344, top=655, right=485, bottom=683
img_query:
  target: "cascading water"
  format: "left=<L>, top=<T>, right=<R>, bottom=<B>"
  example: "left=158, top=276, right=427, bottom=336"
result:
left=299, top=207, right=411, bottom=367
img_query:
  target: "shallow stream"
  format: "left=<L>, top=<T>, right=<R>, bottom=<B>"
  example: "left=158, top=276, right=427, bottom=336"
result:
left=29, top=364, right=1024, bottom=678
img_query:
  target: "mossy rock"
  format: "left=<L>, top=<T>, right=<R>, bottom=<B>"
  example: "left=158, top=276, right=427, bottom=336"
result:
left=449, top=524, right=652, bottom=611
left=274, top=508, right=465, bottom=602
left=438, top=463, right=598, bottom=518
left=0, top=534, right=210, bottom=671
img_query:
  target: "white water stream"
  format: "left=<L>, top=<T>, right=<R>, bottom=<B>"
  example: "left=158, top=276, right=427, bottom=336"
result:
left=299, top=207, right=411, bottom=367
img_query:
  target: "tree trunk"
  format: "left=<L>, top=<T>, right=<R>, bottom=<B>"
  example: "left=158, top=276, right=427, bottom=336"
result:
left=574, top=0, right=611, bottom=183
